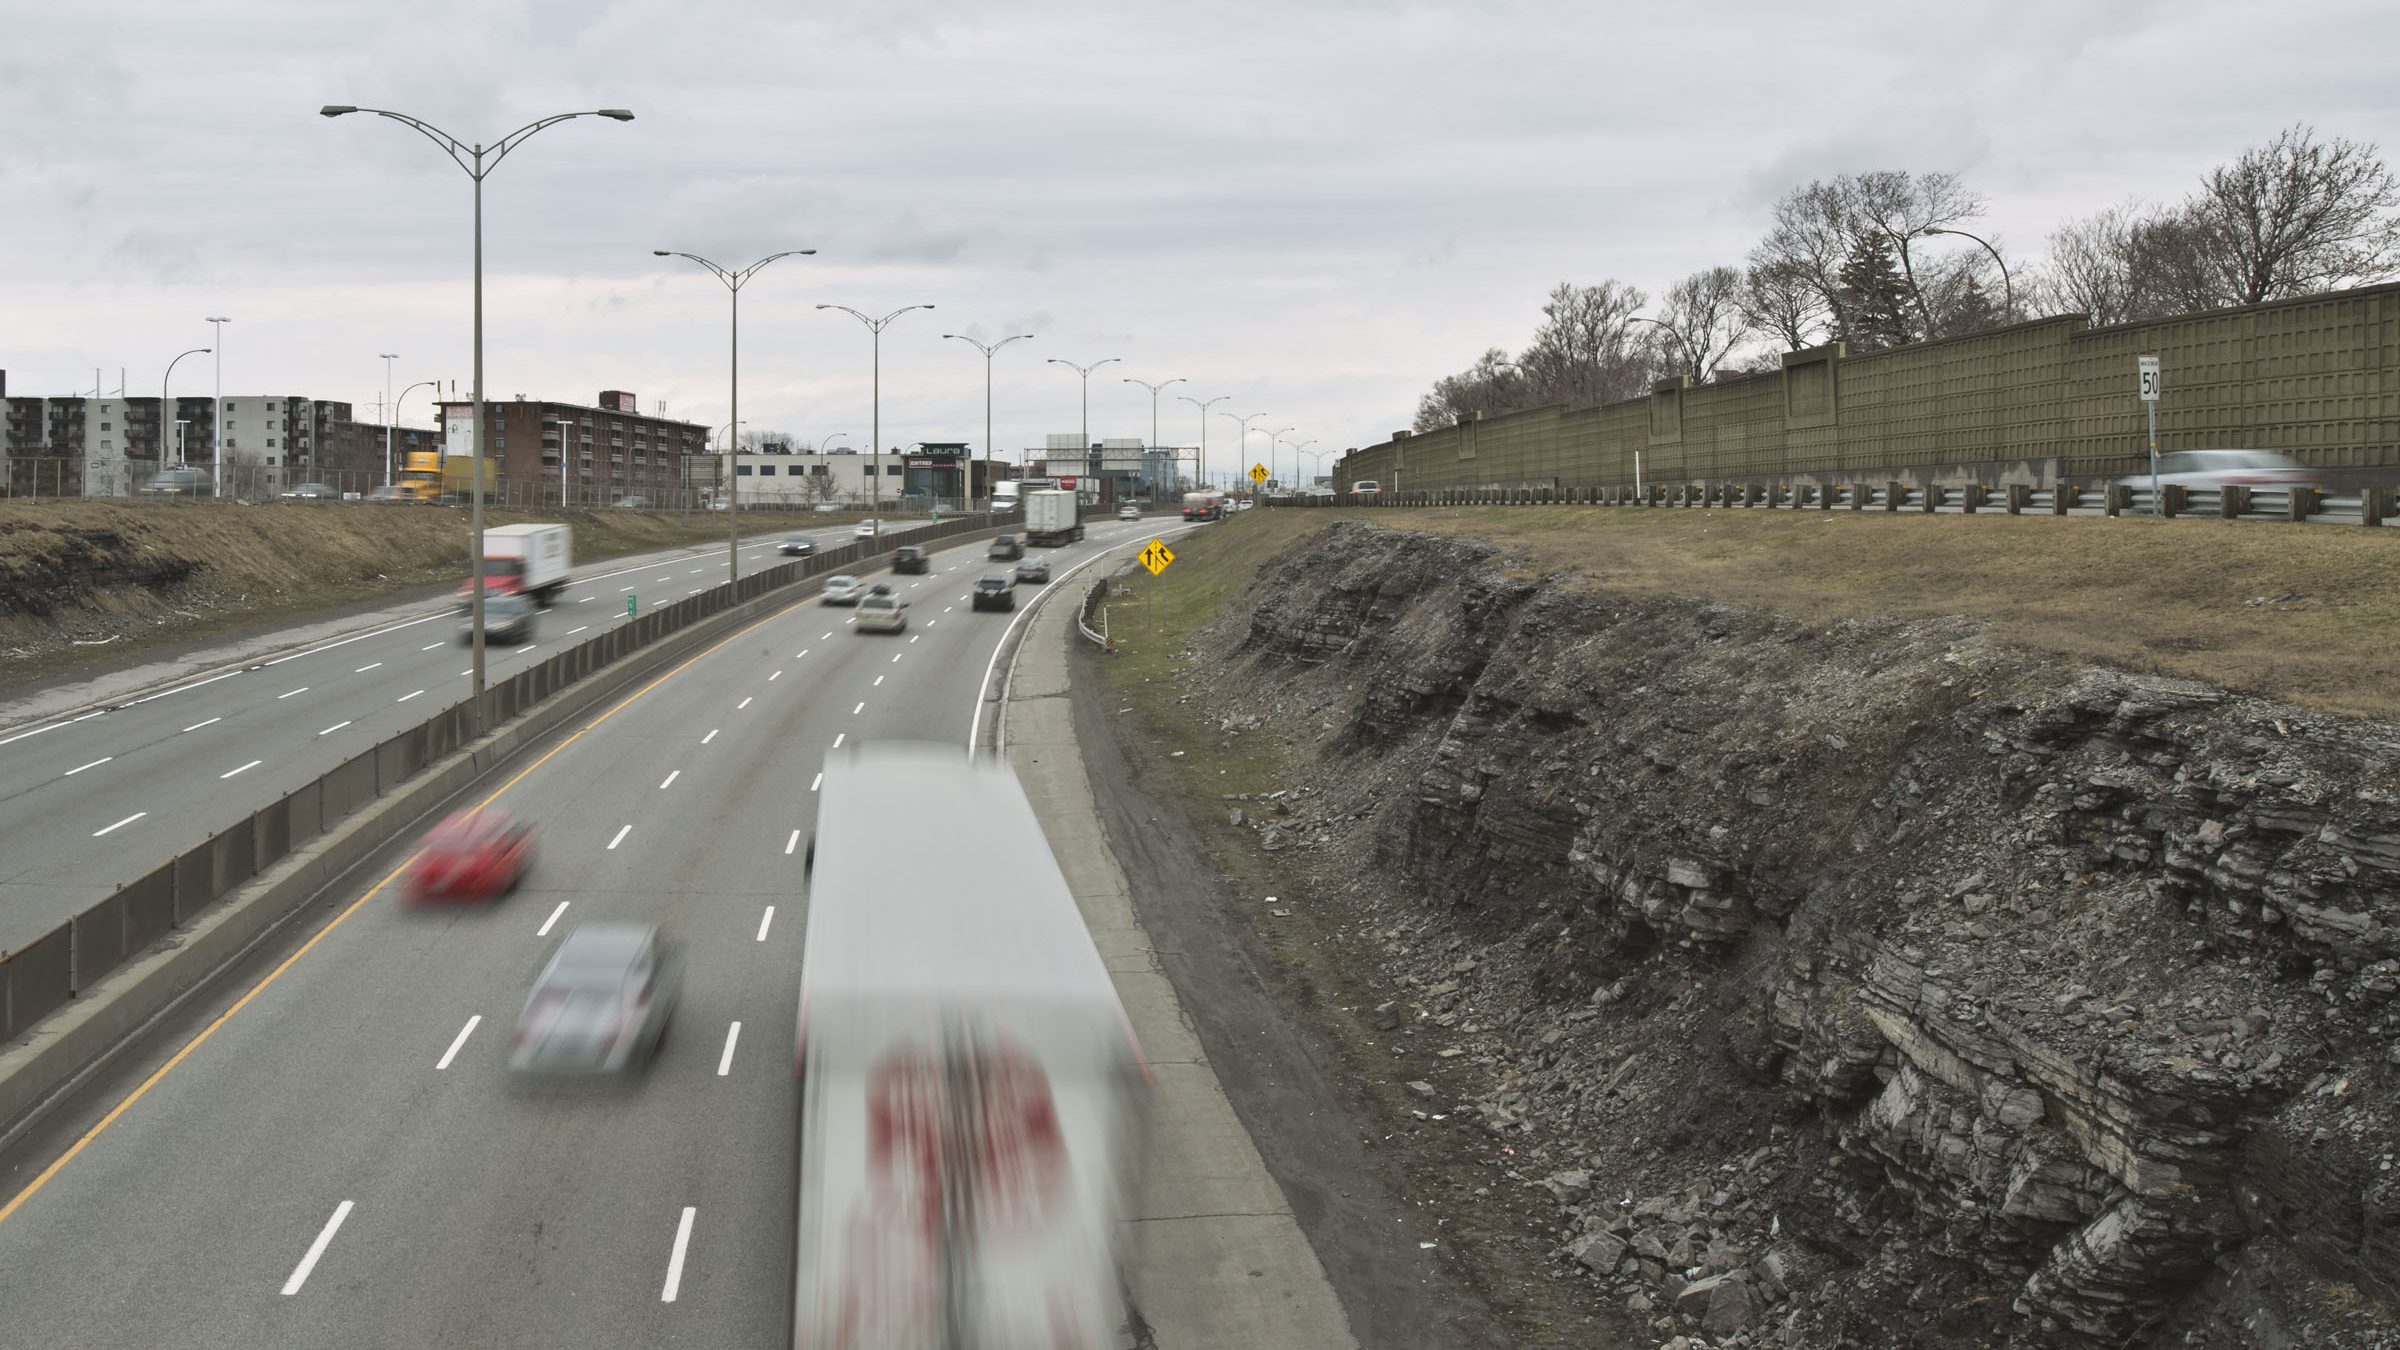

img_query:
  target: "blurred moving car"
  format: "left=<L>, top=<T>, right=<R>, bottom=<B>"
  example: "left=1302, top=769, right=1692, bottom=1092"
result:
left=1014, top=558, right=1051, bottom=584
left=821, top=575, right=865, bottom=605
left=138, top=467, right=213, bottom=497
left=459, top=593, right=538, bottom=644
left=407, top=809, right=534, bottom=901
left=363, top=484, right=410, bottom=505
left=854, top=519, right=883, bottom=540
left=509, top=923, right=680, bottom=1074
left=988, top=534, right=1024, bottom=560
left=891, top=544, right=930, bottom=574
left=972, top=574, right=1017, bottom=611
left=2135, top=449, right=2325, bottom=491
left=613, top=495, right=654, bottom=510
left=1116, top=504, right=1141, bottom=521
left=281, top=481, right=338, bottom=501
left=780, top=532, right=817, bottom=557
left=856, top=592, right=909, bottom=632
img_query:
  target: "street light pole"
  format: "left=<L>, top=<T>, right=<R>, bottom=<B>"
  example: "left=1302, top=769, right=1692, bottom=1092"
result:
left=1221, top=412, right=1266, bottom=495
left=322, top=102, right=633, bottom=734
left=379, top=352, right=399, bottom=489
left=1047, top=358, right=1121, bottom=489
left=394, top=379, right=438, bottom=496
left=1917, top=226, right=2015, bottom=317
left=1264, top=426, right=1295, bottom=490
left=655, top=248, right=815, bottom=584
left=1123, top=375, right=1185, bottom=502
left=945, top=332, right=1035, bottom=511
left=817, top=304, right=935, bottom=538
left=1180, top=394, right=1229, bottom=490
left=163, top=346, right=210, bottom=478
left=205, top=317, right=230, bottom=496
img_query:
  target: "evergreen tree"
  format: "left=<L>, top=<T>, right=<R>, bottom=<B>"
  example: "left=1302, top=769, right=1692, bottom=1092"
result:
left=1836, top=231, right=1918, bottom=351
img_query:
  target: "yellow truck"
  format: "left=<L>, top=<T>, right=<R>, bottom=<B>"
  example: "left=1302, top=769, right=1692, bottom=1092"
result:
left=398, top=450, right=498, bottom=503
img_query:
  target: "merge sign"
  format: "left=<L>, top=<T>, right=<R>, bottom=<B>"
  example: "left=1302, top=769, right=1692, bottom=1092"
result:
left=1248, top=463, right=1268, bottom=484
left=1138, top=539, right=1175, bottom=575
left=2138, top=354, right=2161, bottom=402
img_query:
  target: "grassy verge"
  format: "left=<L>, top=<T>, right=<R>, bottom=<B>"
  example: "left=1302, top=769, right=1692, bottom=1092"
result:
left=0, top=500, right=868, bottom=687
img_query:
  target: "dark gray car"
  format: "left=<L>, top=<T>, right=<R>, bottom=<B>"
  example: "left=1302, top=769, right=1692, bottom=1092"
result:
left=509, top=924, right=681, bottom=1074
left=459, top=593, right=537, bottom=645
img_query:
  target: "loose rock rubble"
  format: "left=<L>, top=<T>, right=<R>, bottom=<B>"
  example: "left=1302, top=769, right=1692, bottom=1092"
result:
left=1165, top=520, right=2398, bottom=1348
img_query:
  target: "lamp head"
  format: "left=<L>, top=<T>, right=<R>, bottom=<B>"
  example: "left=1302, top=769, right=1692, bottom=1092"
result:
left=319, top=105, right=357, bottom=118
left=1919, top=226, right=1951, bottom=236
left=597, top=109, right=636, bottom=121
left=652, top=249, right=670, bottom=256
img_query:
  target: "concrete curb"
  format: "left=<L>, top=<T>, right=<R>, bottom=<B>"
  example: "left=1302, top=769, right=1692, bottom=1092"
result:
left=0, top=556, right=849, bottom=1145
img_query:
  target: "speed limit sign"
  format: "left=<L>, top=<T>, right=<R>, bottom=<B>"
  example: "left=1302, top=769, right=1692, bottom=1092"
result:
left=2137, top=354, right=2161, bottom=402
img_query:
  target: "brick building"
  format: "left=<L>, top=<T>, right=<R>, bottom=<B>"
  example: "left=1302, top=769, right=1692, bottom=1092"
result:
left=437, top=390, right=710, bottom=506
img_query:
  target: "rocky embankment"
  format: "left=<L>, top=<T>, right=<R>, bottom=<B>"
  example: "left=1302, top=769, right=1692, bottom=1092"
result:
left=1178, top=520, right=2398, bottom=1348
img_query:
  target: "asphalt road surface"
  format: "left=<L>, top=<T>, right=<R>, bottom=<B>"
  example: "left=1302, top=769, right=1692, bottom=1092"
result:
left=0, top=520, right=947, bottom=953
left=0, top=515, right=1172, bottom=1348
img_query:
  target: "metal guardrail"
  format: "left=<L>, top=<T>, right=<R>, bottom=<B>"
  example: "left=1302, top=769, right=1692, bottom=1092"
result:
left=1276, top=482, right=2392, bottom=527
left=0, top=514, right=994, bottom=1045
left=1075, top=569, right=1123, bottom=651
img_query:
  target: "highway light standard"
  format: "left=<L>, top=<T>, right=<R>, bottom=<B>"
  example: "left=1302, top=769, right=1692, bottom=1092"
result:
left=1221, top=412, right=1267, bottom=497
left=817, top=305, right=935, bottom=539
left=162, top=346, right=210, bottom=476
left=1179, top=393, right=1229, bottom=490
left=205, top=317, right=230, bottom=496
left=379, top=352, right=400, bottom=488
left=320, top=101, right=634, bottom=734
left=944, top=332, right=1035, bottom=510
left=654, top=248, right=815, bottom=584
left=395, top=378, right=439, bottom=492
left=1046, top=358, right=1120, bottom=488
left=1916, top=225, right=2015, bottom=317
left=1264, top=426, right=1295, bottom=491
left=1281, top=437, right=1316, bottom=488
left=1123, top=375, right=1185, bottom=501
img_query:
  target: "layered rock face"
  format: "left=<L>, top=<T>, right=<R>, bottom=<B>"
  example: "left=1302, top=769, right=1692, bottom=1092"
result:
left=1202, top=520, right=2398, bottom=1348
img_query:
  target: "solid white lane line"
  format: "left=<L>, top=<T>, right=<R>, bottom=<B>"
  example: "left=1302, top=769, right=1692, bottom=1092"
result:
left=281, top=1201, right=355, bottom=1296
left=355, top=662, right=382, bottom=673
left=567, top=625, right=588, bottom=635
left=659, top=770, right=680, bottom=789
left=278, top=687, right=309, bottom=699
left=737, top=697, right=752, bottom=710
left=63, top=757, right=113, bottom=776
left=716, top=1022, right=741, bottom=1076
left=758, top=906, right=776, bottom=940
left=810, top=772, right=823, bottom=791
left=319, top=721, right=351, bottom=736
left=537, top=900, right=569, bottom=936
left=421, top=642, right=444, bottom=651
left=661, top=1207, right=696, bottom=1303
left=221, top=760, right=263, bottom=779
left=768, top=670, right=781, bottom=680
left=607, top=824, right=632, bottom=850
left=183, top=718, right=222, bottom=733
left=783, top=832, right=800, bottom=857
left=397, top=689, right=423, bottom=702
left=852, top=702, right=865, bottom=714
left=435, top=1015, right=482, bottom=1070
left=832, top=733, right=844, bottom=748
left=93, top=812, right=145, bottom=837
left=701, top=729, right=719, bottom=745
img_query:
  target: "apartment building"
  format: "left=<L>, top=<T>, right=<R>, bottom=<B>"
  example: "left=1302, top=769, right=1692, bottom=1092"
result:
left=437, top=390, right=709, bottom=506
left=0, top=372, right=420, bottom=496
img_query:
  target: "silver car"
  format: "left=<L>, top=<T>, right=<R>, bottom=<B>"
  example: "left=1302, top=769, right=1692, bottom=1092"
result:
left=821, top=574, right=865, bottom=605
left=2135, top=449, right=2324, bottom=491
left=856, top=592, right=908, bottom=632
left=459, top=593, right=537, bottom=645
left=281, top=482, right=338, bottom=501
left=509, top=924, right=681, bottom=1074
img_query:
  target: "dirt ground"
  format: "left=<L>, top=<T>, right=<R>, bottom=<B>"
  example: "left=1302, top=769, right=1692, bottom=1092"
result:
left=0, top=499, right=863, bottom=690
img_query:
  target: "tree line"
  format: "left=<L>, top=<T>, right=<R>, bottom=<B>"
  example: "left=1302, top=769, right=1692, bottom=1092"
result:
left=1415, top=124, right=2400, bottom=433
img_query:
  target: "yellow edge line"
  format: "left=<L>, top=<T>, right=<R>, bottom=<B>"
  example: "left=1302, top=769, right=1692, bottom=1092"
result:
left=0, top=591, right=817, bottom=1227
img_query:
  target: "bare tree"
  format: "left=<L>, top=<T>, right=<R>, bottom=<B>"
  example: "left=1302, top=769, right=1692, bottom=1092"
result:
left=2185, top=123, right=2400, bottom=304
left=1414, top=347, right=1526, bottom=432
left=1517, top=279, right=1650, bottom=407
left=1653, top=267, right=1755, bottom=379
left=1755, top=180, right=1857, bottom=340
left=1848, top=170, right=1986, bottom=335
left=1741, top=255, right=1829, bottom=350
left=2038, top=203, right=2147, bottom=326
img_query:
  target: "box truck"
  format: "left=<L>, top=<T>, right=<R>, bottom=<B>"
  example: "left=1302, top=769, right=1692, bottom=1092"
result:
left=1180, top=489, right=1226, bottom=521
left=459, top=522, right=571, bottom=607
left=1024, top=488, right=1084, bottom=546
left=796, top=745, right=1146, bottom=1350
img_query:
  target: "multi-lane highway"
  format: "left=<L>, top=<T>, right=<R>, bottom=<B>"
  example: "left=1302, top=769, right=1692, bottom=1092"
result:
left=0, top=520, right=936, bottom=953
left=0, top=514, right=1174, bottom=1348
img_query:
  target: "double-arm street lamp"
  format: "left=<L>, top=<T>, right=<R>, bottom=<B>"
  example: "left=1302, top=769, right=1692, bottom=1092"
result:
left=655, top=248, right=815, bottom=583
left=1221, top=412, right=1268, bottom=492
left=1047, top=358, right=1120, bottom=483
left=1264, top=425, right=1296, bottom=487
left=818, top=304, right=935, bottom=536
left=321, top=101, right=634, bottom=733
left=945, top=332, right=1035, bottom=509
left=1124, top=376, right=1186, bottom=499
left=1281, top=437, right=1316, bottom=487
left=163, top=347, right=211, bottom=471
left=1180, top=394, right=1229, bottom=489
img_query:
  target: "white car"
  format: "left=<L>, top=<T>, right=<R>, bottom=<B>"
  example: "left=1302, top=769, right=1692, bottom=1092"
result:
left=856, top=592, right=908, bottom=632
left=854, top=519, right=882, bottom=540
left=1117, top=505, right=1140, bottom=521
left=821, top=575, right=865, bottom=605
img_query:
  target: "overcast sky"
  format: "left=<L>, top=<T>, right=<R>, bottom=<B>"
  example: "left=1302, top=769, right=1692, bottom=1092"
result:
left=4, top=0, right=2393, bottom=486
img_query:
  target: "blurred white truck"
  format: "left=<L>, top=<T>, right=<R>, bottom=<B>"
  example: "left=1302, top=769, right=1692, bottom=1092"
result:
left=459, top=522, right=571, bottom=607
left=796, top=744, right=1145, bottom=1350
left=1024, top=488, right=1084, bottom=547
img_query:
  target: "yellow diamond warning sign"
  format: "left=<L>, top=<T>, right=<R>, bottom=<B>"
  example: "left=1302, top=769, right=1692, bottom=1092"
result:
left=1249, top=463, right=1268, bottom=484
left=1138, top=538, right=1175, bottom=575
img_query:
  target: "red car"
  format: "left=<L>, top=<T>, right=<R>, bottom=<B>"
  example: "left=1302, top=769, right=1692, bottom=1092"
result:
left=408, top=810, right=534, bottom=900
